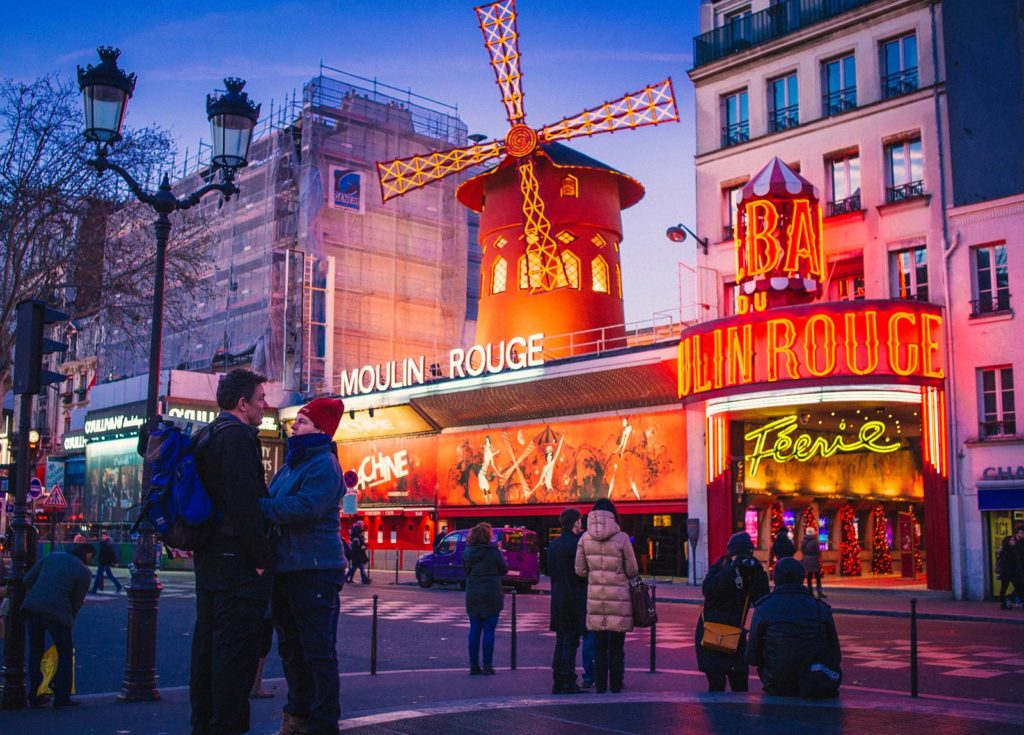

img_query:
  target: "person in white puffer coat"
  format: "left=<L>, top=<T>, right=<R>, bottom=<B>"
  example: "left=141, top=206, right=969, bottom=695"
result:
left=574, top=497, right=639, bottom=693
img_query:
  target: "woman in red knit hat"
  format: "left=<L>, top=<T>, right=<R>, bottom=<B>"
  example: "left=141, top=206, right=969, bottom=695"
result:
left=259, top=396, right=348, bottom=735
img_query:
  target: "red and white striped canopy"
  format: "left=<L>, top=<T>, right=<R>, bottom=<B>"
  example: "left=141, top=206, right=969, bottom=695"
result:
left=741, top=157, right=819, bottom=201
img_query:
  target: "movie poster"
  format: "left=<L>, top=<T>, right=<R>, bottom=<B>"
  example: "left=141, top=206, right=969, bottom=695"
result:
left=83, top=438, right=145, bottom=525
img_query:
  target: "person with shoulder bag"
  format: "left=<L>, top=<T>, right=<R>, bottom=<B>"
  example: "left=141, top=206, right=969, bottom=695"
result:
left=574, top=498, right=639, bottom=694
left=695, top=531, right=770, bottom=692
left=747, top=557, right=842, bottom=698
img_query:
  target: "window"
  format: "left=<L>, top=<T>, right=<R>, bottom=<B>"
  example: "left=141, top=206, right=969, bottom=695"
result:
left=979, top=367, right=1016, bottom=438
left=885, top=137, right=924, bottom=203
left=491, top=256, right=507, bottom=294
left=555, top=230, right=576, bottom=244
left=822, top=54, right=856, bottom=116
left=828, top=258, right=865, bottom=301
left=723, top=184, right=744, bottom=240
left=827, top=153, right=861, bottom=216
left=891, top=246, right=928, bottom=301
left=519, top=252, right=567, bottom=289
left=972, top=243, right=1011, bottom=316
left=768, top=73, right=799, bottom=132
left=721, top=90, right=749, bottom=147
left=591, top=234, right=606, bottom=248
left=881, top=33, right=918, bottom=99
left=561, top=251, right=580, bottom=289
left=592, top=256, right=610, bottom=293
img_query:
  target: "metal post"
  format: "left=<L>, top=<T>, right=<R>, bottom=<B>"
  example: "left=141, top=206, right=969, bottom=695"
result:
left=1, top=394, right=35, bottom=709
left=649, top=586, right=657, bottom=673
left=394, top=551, right=399, bottom=584
left=510, top=588, right=517, bottom=671
left=910, top=598, right=918, bottom=698
left=370, top=594, right=379, bottom=675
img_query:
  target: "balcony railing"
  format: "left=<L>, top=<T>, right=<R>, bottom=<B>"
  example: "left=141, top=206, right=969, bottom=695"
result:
left=980, top=419, right=1018, bottom=440
left=822, top=87, right=857, bottom=116
left=882, top=67, right=919, bottom=99
left=768, top=104, right=800, bottom=133
left=693, top=0, right=879, bottom=68
left=722, top=121, right=750, bottom=147
left=886, top=180, right=925, bottom=204
left=970, top=292, right=1012, bottom=317
left=827, top=193, right=861, bottom=216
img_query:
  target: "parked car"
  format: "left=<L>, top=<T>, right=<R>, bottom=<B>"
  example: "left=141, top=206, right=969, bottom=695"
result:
left=415, top=526, right=540, bottom=592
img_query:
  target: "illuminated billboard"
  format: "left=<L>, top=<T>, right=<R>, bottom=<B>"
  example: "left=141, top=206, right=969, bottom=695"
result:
left=336, top=435, right=438, bottom=506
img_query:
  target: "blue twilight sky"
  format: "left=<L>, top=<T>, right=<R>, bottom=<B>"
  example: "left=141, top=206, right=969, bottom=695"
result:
left=3, top=0, right=701, bottom=324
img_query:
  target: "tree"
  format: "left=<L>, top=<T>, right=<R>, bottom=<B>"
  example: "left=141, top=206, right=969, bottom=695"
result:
left=838, top=504, right=862, bottom=576
left=871, top=504, right=893, bottom=575
left=0, top=74, right=212, bottom=406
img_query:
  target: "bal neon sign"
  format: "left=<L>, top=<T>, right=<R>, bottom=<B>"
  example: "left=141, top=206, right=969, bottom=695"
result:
left=745, top=414, right=901, bottom=478
left=678, top=301, right=944, bottom=400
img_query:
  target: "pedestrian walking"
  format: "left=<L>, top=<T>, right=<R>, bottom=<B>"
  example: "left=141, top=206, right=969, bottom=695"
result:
left=574, top=498, right=638, bottom=694
left=463, top=522, right=508, bottom=675
left=547, top=507, right=588, bottom=694
left=695, top=531, right=770, bottom=692
left=346, top=521, right=371, bottom=584
left=22, top=543, right=95, bottom=707
left=90, top=530, right=122, bottom=594
left=189, top=369, right=276, bottom=735
left=801, top=530, right=825, bottom=598
left=996, top=536, right=1022, bottom=610
left=260, top=397, right=348, bottom=735
left=747, top=557, right=842, bottom=697
left=770, top=528, right=795, bottom=570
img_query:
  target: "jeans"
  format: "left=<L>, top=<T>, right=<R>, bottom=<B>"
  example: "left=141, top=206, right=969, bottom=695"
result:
left=26, top=613, right=74, bottom=702
left=467, top=614, right=499, bottom=669
left=552, top=631, right=581, bottom=688
left=593, top=631, right=626, bottom=692
left=582, top=631, right=595, bottom=683
left=806, top=571, right=822, bottom=595
left=346, top=563, right=369, bottom=583
left=91, top=563, right=121, bottom=593
left=190, top=580, right=271, bottom=735
left=273, top=569, right=344, bottom=735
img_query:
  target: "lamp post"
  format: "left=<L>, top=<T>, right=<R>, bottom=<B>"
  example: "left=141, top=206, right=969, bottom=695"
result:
left=77, top=47, right=260, bottom=702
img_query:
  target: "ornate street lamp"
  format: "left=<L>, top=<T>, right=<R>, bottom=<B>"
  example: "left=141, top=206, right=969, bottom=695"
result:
left=76, top=47, right=259, bottom=703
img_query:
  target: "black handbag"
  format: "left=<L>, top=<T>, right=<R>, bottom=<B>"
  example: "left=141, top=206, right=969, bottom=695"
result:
left=797, top=602, right=842, bottom=698
left=630, top=578, right=658, bottom=628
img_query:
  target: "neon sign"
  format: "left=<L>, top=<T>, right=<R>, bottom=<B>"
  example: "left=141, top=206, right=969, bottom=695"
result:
left=745, top=414, right=901, bottom=478
left=678, top=301, right=944, bottom=401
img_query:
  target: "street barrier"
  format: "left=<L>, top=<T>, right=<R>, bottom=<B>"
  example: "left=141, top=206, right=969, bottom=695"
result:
left=910, top=598, right=918, bottom=697
left=510, top=588, right=517, bottom=671
left=371, top=594, right=379, bottom=676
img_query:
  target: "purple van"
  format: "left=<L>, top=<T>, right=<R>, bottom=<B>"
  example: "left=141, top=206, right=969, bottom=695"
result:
left=415, top=526, right=540, bottom=592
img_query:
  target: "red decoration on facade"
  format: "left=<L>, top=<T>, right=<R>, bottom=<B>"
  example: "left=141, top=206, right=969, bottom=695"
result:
left=769, top=500, right=784, bottom=572
left=839, top=504, right=862, bottom=576
left=801, top=505, right=817, bottom=536
left=871, top=503, right=893, bottom=574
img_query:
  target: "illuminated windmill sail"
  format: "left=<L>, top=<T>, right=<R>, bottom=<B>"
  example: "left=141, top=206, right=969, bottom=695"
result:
left=376, top=0, right=679, bottom=293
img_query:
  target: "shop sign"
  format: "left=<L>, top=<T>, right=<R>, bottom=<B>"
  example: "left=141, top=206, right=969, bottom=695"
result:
left=335, top=405, right=434, bottom=441
left=338, top=333, right=544, bottom=397
left=982, top=466, right=1024, bottom=481
left=62, top=432, right=86, bottom=453
left=84, top=401, right=147, bottom=442
left=167, top=401, right=279, bottom=437
left=678, top=301, right=944, bottom=401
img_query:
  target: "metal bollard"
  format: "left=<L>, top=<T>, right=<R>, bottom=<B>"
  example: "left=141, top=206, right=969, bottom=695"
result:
left=910, top=597, right=918, bottom=697
left=649, top=585, right=657, bottom=673
left=394, top=552, right=399, bottom=585
left=510, top=588, right=517, bottom=671
left=371, top=594, right=379, bottom=675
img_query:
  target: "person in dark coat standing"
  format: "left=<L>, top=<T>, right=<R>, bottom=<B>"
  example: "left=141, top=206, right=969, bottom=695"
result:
left=190, top=369, right=276, bottom=735
left=463, top=522, right=508, bottom=675
left=996, top=536, right=1022, bottom=610
left=770, top=528, right=795, bottom=570
left=346, top=522, right=371, bottom=584
left=23, top=543, right=95, bottom=707
left=547, top=508, right=588, bottom=694
left=801, top=531, right=824, bottom=598
left=747, top=557, right=842, bottom=697
left=695, top=531, right=770, bottom=692
left=90, top=530, right=122, bottom=594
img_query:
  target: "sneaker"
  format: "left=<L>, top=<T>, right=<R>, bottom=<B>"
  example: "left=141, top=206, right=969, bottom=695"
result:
left=277, top=711, right=309, bottom=735
left=482, top=666, right=496, bottom=675
left=470, top=666, right=484, bottom=675
left=560, top=684, right=587, bottom=694
left=580, top=679, right=595, bottom=688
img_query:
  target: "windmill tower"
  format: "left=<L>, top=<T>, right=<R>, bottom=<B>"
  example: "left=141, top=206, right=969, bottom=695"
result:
left=377, top=0, right=679, bottom=355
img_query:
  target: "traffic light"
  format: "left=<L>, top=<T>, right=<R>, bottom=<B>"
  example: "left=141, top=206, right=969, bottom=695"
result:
left=13, top=299, right=69, bottom=395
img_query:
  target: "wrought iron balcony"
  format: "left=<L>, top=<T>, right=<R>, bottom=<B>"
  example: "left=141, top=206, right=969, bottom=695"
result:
left=768, top=104, right=800, bottom=133
left=722, top=121, right=749, bottom=147
left=980, top=419, right=1017, bottom=440
left=827, top=193, right=861, bottom=216
left=886, top=180, right=925, bottom=204
left=693, top=0, right=879, bottom=68
left=882, top=68, right=919, bottom=99
left=970, top=292, right=1012, bottom=317
left=822, top=87, right=857, bottom=117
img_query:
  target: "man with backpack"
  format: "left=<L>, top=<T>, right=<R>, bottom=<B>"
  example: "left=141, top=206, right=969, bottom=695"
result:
left=189, top=369, right=276, bottom=735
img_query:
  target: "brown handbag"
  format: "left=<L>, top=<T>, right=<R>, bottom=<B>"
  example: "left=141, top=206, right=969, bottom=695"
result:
left=700, top=595, right=750, bottom=654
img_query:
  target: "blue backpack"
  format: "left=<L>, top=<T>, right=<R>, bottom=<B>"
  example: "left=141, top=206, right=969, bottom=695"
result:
left=138, top=420, right=225, bottom=551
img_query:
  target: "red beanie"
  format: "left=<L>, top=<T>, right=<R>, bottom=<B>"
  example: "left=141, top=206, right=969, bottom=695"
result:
left=298, top=397, right=345, bottom=438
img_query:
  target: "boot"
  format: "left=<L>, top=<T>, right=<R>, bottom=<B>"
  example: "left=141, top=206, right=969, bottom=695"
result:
left=250, top=657, right=274, bottom=698
left=277, top=711, right=309, bottom=735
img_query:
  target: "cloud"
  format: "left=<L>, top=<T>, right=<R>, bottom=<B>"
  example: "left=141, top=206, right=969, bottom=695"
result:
left=55, top=47, right=98, bottom=65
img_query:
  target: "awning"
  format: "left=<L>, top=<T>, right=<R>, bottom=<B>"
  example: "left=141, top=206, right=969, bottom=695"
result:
left=977, top=487, right=1024, bottom=511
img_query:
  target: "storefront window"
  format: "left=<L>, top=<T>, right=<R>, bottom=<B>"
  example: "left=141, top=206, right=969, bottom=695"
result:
left=818, top=515, right=830, bottom=551
left=744, top=508, right=759, bottom=546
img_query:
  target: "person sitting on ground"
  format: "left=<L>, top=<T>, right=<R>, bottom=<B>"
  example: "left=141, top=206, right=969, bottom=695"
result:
left=747, top=557, right=841, bottom=698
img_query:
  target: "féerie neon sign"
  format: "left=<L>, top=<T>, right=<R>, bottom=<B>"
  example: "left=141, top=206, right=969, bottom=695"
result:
left=745, top=414, right=901, bottom=478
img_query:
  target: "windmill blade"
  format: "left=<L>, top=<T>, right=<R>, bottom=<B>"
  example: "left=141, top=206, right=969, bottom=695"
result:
left=376, top=139, right=505, bottom=201
left=518, top=158, right=567, bottom=292
left=538, top=78, right=679, bottom=144
left=475, top=0, right=527, bottom=126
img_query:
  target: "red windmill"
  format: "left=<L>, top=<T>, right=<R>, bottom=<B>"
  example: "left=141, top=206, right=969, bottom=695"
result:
left=377, top=0, right=679, bottom=354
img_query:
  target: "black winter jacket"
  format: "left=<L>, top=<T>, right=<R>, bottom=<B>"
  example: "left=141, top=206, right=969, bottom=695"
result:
left=771, top=534, right=796, bottom=560
left=463, top=543, right=508, bottom=619
left=97, top=537, right=117, bottom=566
left=547, top=531, right=587, bottom=633
left=695, top=553, right=770, bottom=674
left=747, top=582, right=841, bottom=696
left=997, top=542, right=1023, bottom=582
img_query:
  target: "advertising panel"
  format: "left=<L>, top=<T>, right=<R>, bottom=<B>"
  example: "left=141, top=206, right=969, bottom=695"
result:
left=84, top=437, right=144, bottom=524
left=330, top=167, right=364, bottom=213
left=336, top=435, right=437, bottom=506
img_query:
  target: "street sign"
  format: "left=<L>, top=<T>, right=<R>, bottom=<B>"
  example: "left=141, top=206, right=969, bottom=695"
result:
left=29, top=477, right=43, bottom=500
left=43, top=484, right=67, bottom=510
